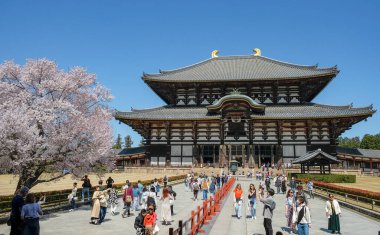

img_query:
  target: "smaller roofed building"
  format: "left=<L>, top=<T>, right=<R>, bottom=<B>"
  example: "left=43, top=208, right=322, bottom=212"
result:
left=336, top=146, right=380, bottom=172
left=115, top=147, right=146, bottom=169
left=293, top=149, right=340, bottom=174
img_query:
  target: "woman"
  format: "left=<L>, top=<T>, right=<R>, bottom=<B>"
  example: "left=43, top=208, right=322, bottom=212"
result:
left=132, top=184, right=140, bottom=211
left=292, top=196, right=311, bottom=235
left=98, top=189, right=109, bottom=224
left=285, top=189, right=295, bottom=234
left=144, top=205, right=157, bottom=235
left=247, top=184, right=257, bottom=220
left=68, top=182, right=78, bottom=212
left=193, top=180, right=200, bottom=201
left=90, top=186, right=101, bottom=224
left=161, top=188, right=172, bottom=225
left=233, top=183, right=243, bottom=219
left=326, top=194, right=341, bottom=234
left=21, top=194, right=43, bottom=235
left=109, top=184, right=118, bottom=215
left=141, top=187, right=149, bottom=210
left=258, top=184, right=265, bottom=198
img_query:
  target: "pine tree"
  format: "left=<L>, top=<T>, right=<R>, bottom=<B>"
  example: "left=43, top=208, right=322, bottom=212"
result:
left=124, top=135, right=133, bottom=149
left=113, top=134, right=122, bottom=149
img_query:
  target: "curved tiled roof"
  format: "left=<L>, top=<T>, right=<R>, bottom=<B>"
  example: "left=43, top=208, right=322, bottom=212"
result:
left=142, top=55, right=338, bottom=82
left=292, top=149, right=340, bottom=164
left=207, top=93, right=265, bottom=111
left=115, top=103, right=374, bottom=121
left=336, top=146, right=380, bottom=159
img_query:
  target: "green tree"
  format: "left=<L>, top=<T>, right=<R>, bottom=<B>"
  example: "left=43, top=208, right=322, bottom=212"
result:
left=337, top=136, right=361, bottom=148
left=113, top=134, right=122, bottom=149
left=139, top=137, right=145, bottom=147
left=124, top=135, right=133, bottom=148
left=360, top=134, right=380, bottom=149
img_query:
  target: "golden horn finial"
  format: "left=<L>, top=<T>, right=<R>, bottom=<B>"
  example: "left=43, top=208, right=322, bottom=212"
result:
left=211, top=50, right=219, bottom=58
left=253, top=48, right=261, bottom=56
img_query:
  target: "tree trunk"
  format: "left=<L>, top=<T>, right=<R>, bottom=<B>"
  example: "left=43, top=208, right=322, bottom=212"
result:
left=14, top=168, right=43, bottom=194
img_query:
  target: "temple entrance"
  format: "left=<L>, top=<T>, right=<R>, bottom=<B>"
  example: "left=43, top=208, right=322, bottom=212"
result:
left=231, top=145, right=244, bottom=167
left=202, top=145, right=219, bottom=166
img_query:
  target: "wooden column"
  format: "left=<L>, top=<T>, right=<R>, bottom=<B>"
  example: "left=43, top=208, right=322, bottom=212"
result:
left=213, top=145, right=216, bottom=166
left=242, top=145, right=246, bottom=168
left=271, top=145, right=274, bottom=165
left=200, top=145, right=204, bottom=166
left=258, top=145, right=261, bottom=167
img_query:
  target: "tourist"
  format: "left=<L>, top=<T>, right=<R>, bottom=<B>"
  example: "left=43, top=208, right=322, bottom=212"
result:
left=138, top=180, right=144, bottom=204
left=168, top=185, right=176, bottom=216
left=292, top=196, right=311, bottom=235
left=233, top=183, right=243, bottom=219
left=281, top=177, right=287, bottom=194
left=147, top=187, right=157, bottom=211
left=10, top=186, right=29, bottom=235
left=184, top=176, right=189, bottom=192
left=285, top=189, right=295, bottom=234
left=68, top=182, right=78, bottom=211
left=98, top=188, right=109, bottom=224
left=90, top=186, right=101, bottom=224
left=122, top=183, right=133, bottom=218
left=81, top=175, right=91, bottom=202
left=295, top=185, right=308, bottom=206
left=161, top=188, right=172, bottom=225
left=193, top=179, right=200, bottom=200
left=122, top=180, right=130, bottom=209
left=153, top=178, right=160, bottom=197
left=144, top=205, right=157, bottom=235
left=106, top=176, right=114, bottom=189
left=216, top=174, right=221, bottom=190
left=275, top=174, right=282, bottom=194
left=135, top=209, right=147, bottom=235
left=247, top=183, right=257, bottom=220
left=209, top=179, right=216, bottom=199
left=307, top=180, right=314, bottom=199
left=141, top=187, right=149, bottom=210
left=21, top=194, right=43, bottom=235
left=325, top=194, right=342, bottom=234
left=258, top=188, right=276, bottom=235
left=163, top=175, right=169, bottom=188
left=109, top=184, right=118, bottom=215
left=290, top=177, right=296, bottom=193
left=201, top=178, right=209, bottom=200
left=258, top=184, right=265, bottom=198
left=132, top=184, right=140, bottom=211
left=98, top=180, right=105, bottom=191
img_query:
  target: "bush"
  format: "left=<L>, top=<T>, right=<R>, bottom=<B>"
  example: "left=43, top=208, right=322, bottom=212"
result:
left=289, top=173, right=356, bottom=183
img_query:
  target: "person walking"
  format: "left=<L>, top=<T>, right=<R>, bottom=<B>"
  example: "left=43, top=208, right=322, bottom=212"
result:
left=132, top=184, right=140, bottom=212
left=285, top=189, right=295, bottom=234
left=161, top=188, right=172, bottom=225
left=292, top=196, right=311, bottom=235
left=141, top=187, right=149, bottom=210
left=90, top=186, right=101, bottom=224
left=233, top=183, right=243, bottom=219
left=201, top=178, right=209, bottom=200
left=168, top=185, right=176, bottom=216
left=98, top=189, right=109, bottom=224
left=281, top=177, right=287, bottom=194
left=81, top=175, right=91, bottom=202
left=135, top=209, right=147, bottom=235
left=138, top=180, right=144, bottom=204
left=122, top=183, right=133, bottom=218
left=290, top=177, right=296, bottom=193
left=209, top=179, right=216, bottom=199
left=325, top=194, right=342, bottom=234
left=258, top=188, right=276, bottom=235
left=68, top=182, right=78, bottom=211
left=10, top=186, right=29, bottom=235
left=275, top=175, right=282, bottom=194
left=248, top=184, right=257, bottom=220
left=153, top=179, right=160, bottom=197
left=193, top=180, right=200, bottom=201
left=106, top=176, right=114, bottom=189
left=163, top=175, right=169, bottom=188
left=109, top=185, right=118, bottom=215
left=21, top=194, right=43, bottom=235
left=307, top=180, right=314, bottom=199
left=294, top=185, right=308, bottom=207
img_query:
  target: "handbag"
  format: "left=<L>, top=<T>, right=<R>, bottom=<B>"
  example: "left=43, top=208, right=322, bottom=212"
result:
left=126, top=195, right=132, bottom=203
left=153, top=224, right=160, bottom=234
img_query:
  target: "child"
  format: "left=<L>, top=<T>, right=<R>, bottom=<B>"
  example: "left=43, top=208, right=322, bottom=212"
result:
left=135, top=209, right=147, bottom=235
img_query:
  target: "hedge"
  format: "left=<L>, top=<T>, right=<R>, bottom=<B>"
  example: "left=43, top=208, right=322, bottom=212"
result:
left=289, top=173, right=356, bottom=183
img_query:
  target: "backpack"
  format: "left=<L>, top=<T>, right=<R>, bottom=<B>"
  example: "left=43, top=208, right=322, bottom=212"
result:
left=209, top=183, right=216, bottom=193
left=193, top=183, right=199, bottom=191
left=147, top=196, right=156, bottom=208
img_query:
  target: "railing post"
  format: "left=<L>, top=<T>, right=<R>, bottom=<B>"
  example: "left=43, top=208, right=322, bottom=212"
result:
left=169, top=227, right=174, bottom=235
left=178, top=220, right=183, bottom=235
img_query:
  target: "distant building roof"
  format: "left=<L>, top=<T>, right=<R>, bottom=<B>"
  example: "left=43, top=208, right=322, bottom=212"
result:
left=142, top=55, right=338, bottom=82
left=293, top=149, right=340, bottom=164
left=118, top=146, right=146, bottom=156
left=115, top=103, right=373, bottom=120
left=336, top=146, right=380, bottom=159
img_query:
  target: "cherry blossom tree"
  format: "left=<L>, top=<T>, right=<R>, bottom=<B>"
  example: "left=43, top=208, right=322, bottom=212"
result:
left=0, top=59, right=115, bottom=193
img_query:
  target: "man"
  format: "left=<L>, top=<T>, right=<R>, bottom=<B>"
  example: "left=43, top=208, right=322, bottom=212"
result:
left=138, top=180, right=144, bottom=204
left=307, top=180, right=314, bottom=199
left=10, top=186, right=29, bottom=235
left=290, top=177, right=297, bottom=193
left=258, top=188, right=276, bottom=235
left=163, top=175, right=168, bottom=188
left=201, top=178, right=209, bottom=200
left=106, top=176, right=114, bottom=189
left=295, top=185, right=309, bottom=206
left=81, top=175, right=91, bottom=202
left=275, top=174, right=282, bottom=194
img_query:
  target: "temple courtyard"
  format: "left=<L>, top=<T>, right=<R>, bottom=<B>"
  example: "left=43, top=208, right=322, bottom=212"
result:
left=1, top=178, right=379, bottom=235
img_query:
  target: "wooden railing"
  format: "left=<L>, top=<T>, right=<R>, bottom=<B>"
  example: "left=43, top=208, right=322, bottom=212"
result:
left=169, top=177, right=235, bottom=235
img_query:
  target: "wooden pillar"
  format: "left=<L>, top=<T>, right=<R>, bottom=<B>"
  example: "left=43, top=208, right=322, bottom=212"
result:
left=258, top=145, right=261, bottom=167
left=307, top=165, right=310, bottom=174
left=213, top=145, right=216, bottom=166
left=200, top=145, right=204, bottom=166
left=228, top=145, right=232, bottom=163
left=328, top=164, right=331, bottom=174
left=271, top=145, right=274, bottom=165
left=320, top=165, right=322, bottom=174
left=370, top=159, right=373, bottom=171
left=242, top=145, right=246, bottom=168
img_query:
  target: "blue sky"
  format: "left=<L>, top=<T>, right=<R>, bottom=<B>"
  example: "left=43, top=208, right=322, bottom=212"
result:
left=1, top=1, right=379, bottom=146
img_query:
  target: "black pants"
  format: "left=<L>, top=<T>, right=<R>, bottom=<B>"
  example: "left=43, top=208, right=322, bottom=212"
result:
left=170, top=205, right=174, bottom=216
left=23, top=218, right=40, bottom=235
left=263, top=218, right=273, bottom=235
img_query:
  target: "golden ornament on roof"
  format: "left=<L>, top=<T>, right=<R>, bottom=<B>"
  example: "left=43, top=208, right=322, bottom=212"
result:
left=253, top=48, right=261, bottom=56
left=211, top=50, right=219, bottom=58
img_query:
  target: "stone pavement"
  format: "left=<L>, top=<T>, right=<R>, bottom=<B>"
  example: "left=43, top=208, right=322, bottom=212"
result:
left=208, top=178, right=380, bottom=235
left=0, top=182, right=203, bottom=235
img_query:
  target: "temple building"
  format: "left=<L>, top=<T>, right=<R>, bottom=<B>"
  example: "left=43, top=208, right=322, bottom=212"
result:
left=115, top=49, right=375, bottom=168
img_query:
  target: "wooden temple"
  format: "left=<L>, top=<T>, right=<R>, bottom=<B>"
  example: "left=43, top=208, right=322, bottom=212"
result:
left=115, top=50, right=375, bottom=168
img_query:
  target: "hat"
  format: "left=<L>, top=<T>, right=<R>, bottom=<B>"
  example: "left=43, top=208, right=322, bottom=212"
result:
left=19, top=186, right=29, bottom=194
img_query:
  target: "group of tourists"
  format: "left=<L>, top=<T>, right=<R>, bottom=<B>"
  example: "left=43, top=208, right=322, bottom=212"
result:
left=9, top=187, right=44, bottom=235
left=185, top=172, right=229, bottom=201
left=232, top=173, right=342, bottom=235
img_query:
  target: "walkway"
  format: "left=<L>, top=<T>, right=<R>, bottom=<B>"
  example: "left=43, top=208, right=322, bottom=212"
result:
left=0, top=182, right=201, bottom=235
left=208, top=177, right=380, bottom=235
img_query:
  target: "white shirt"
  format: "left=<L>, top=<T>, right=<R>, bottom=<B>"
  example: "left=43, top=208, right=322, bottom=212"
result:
left=292, top=204, right=311, bottom=224
left=325, top=200, right=341, bottom=217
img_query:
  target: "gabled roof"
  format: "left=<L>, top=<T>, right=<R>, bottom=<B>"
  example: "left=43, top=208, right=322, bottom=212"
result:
left=292, top=149, right=340, bottom=164
left=207, top=93, right=265, bottom=113
left=336, top=146, right=380, bottom=159
left=115, top=103, right=374, bottom=121
left=142, top=55, right=338, bottom=82
left=118, top=146, right=146, bottom=156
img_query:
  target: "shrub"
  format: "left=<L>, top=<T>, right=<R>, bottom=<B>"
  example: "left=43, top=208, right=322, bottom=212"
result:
left=289, top=173, right=356, bottom=183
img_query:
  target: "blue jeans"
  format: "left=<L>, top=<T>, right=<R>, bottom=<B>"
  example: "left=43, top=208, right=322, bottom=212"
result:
left=202, top=190, right=208, bottom=200
left=249, top=200, right=256, bottom=217
left=234, top=201, right=242, bottom=218
left=70, top=198, right=76, bottom=209
left=82, top=187, right=90, bottom=201
left=99, top=206, right=107, bottom=223
left=297, top=223, right=309, bottom=235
